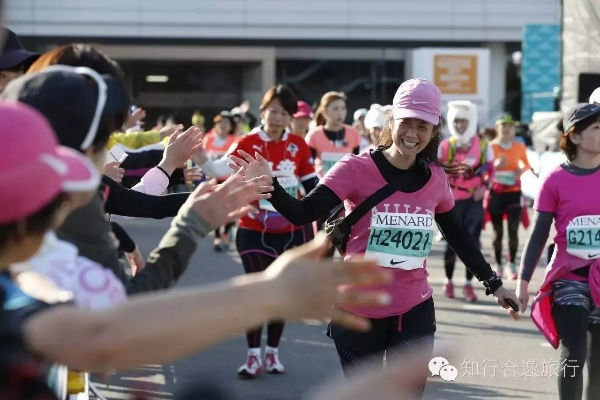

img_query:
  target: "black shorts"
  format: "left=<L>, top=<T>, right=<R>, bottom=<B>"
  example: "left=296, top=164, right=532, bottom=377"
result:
left=236, top=227, right=308, bottom=257
left=488, top=190, right=522, bottom=215
left=327, top=297, right=436, bottom=355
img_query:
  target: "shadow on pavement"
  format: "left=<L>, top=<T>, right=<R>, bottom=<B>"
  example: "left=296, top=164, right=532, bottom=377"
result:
left=424, top=379, right=537, bottom=400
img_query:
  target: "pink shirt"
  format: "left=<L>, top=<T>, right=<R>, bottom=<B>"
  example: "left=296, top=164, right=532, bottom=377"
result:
left=305, top=125, right=361, bottom=177
left=438, top=136, right=495, bottom=201
left=530, top=165, right=600, bottom=348
left=535, top=166, right=600, bottom=275
left=321, top=152, right=455, bottom=318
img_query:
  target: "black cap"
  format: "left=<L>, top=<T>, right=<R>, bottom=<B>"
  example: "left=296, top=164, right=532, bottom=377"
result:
left=0, top=28, right=39, bottom=70
left=0, top=67, right=129, bottom=151
left=563, top=103, right=600, bottom=134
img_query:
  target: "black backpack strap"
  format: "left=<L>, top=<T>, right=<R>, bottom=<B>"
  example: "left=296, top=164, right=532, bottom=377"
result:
left=336, top=182, right=398, bottom=234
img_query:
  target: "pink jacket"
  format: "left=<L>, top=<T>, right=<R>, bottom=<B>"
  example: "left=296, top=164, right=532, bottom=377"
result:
left=438, top=136, right=495, bottom=201
left=531, top=259, right=600, bottom=348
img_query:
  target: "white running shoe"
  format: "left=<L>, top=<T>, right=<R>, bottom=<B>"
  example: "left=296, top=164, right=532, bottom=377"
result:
left=238, top=353, right=262, bottom=378
left=264, top=352, right=285, bottom=374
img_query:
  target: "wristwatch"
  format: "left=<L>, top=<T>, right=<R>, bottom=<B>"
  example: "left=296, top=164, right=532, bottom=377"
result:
left=482, top=271, right=503, bottom=295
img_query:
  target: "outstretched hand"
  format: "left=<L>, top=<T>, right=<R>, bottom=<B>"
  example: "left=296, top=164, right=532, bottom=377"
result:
left=228, top=150, right=273, bottom=183
left=187, top=171, right=273, bottom=227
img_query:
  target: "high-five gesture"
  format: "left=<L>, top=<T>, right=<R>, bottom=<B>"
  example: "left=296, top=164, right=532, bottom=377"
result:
left=228, top=150, right=273, bottom=183
left=187, top=170, right=273, bottom=227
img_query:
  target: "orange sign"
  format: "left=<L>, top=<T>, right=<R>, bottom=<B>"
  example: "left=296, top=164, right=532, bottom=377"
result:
left=433, top=55, right=478, bottom=95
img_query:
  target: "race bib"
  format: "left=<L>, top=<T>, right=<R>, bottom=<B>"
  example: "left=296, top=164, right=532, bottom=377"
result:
left=364, top=212, right=434, bottom=270
left=259, top=175, right=299, bottom=212
left=495, top=171, right=516, bottom=186
left=320, top=152, right=346, bottom=174
left=566, top=215, right=600, bottom=260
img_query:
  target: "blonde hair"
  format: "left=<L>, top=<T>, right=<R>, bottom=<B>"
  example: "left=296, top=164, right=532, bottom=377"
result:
left=315, top=91, right=346, bottom=126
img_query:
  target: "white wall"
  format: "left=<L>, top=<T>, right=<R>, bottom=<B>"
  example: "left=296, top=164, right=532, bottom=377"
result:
left=6, top=0, right=560, bottom=42
left=561, top=0, right=600, bottom=111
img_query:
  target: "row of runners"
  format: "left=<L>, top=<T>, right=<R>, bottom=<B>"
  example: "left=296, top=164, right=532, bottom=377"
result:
left=197, top=91, right=531, bottom=305
left=194, top=77, right=600, bottom=400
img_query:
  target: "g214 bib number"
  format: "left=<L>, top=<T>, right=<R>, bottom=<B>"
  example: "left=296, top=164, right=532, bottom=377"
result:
left=566, top=215, right=600, bottom=259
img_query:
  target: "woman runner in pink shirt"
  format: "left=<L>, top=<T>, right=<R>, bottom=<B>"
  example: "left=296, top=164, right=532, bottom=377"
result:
left=230, top=79, right=519, bottom=398
left=517, top=103, right=600, bottom=400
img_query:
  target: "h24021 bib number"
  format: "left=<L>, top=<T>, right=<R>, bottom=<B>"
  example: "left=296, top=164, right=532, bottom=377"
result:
left=364, top=212, right=434, bottom=270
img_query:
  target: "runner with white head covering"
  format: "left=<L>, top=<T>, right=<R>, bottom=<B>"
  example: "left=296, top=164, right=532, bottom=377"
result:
left=438, top=101, right=495, bottom=302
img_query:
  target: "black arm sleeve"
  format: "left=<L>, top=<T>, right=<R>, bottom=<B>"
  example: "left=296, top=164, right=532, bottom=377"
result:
left=103, top=176, right=189, bottom=219
left=120, top=151, right=162, bottom=170
left=110, top=222, right=136, bottom=253
left=435, top=207, right=494, bottom=281
left=267, top=180, right=342, bottom=226
left=519, top=211, right=554, bottom=282
left=301, top=176, right=319, bottom=194
left=353, top=146, right=360, bottom=155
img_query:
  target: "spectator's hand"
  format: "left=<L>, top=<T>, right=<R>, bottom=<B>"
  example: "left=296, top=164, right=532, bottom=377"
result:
left=187, top=170, right=273, bottom=227
left=125, top=247, right=146, bottom=276
left=104, top=162, right=125, bottom=183
left=159, top=124, right=184, bottom=139
left=159, top=127, right=203, bottom=174
left=228, top=150, right=273, bottom=184
left=190, top=141, right=209, bottom=166
left=122, top=108, right=146, bottom=131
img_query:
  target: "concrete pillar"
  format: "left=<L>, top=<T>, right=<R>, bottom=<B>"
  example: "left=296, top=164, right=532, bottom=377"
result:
left=486, top=42, right=508, bottom=125
left=241, top=63, right=264, bottom=117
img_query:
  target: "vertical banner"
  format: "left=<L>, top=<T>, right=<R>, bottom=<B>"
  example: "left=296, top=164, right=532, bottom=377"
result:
left=410, top=48, right=490, bottom=125
left=521, top=24, right=561, bottom=122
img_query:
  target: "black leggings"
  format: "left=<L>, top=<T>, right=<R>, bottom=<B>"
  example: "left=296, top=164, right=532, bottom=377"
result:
left=236, top=228, right=308, bottom=349
left=553, top=305, right=600, bottom=400
left=488, top=191, right=522, bottom=264
left=444, top=198, right=483, bottom=281
left=328, top=298, right=436, bottom=399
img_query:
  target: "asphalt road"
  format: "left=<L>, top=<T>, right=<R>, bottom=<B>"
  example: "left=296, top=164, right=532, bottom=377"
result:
left=94, top=214, right=573, bottom=400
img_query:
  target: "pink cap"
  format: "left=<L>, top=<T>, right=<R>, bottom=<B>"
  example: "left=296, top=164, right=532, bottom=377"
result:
left=294, top=101, right=313, bottom=119
left=392, top=79, right=442, bottom=125
left=0, top=101, right=100, bottom=224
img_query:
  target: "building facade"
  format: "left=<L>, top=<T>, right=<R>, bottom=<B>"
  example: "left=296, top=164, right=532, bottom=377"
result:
left=6, top=0, right=561, bottom=125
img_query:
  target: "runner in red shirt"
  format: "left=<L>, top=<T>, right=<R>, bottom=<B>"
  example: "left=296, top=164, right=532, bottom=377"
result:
left=195, top=85, right=318, bottom=378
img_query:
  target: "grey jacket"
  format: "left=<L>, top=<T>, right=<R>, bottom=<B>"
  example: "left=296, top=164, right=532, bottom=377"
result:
left=57, top=194, right=210, bottom=295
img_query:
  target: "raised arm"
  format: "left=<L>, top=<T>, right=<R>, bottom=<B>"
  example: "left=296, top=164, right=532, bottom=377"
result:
left=23, top=233, right=392, bottom=372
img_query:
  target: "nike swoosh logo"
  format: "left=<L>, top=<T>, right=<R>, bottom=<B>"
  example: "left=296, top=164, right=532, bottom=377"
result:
left=589, top=253, right=600, bottom=258
left=412, top=100, right=428, bottom=104
left=390, top=259, right=406, bottom=266
left=421, top=291, right=432, bottom=299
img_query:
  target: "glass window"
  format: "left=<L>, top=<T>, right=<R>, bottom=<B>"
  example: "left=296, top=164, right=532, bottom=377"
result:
left=277, top=59, right=404, bottom=121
